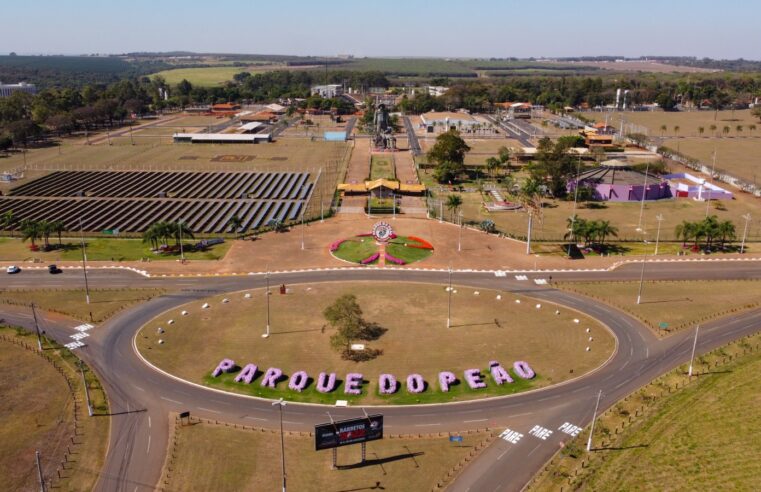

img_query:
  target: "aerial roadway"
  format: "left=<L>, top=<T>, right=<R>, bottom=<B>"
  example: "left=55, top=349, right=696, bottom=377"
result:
left=3, top=260, right=761, bottom=491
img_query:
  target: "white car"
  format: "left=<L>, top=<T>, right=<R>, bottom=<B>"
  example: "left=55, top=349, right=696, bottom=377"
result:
left=6, top=265, right=21, bottom=274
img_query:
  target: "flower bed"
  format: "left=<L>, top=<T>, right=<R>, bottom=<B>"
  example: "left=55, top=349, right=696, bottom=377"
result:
left=385, top=252, right=406, bottom=265
left=361, top=253, right=380, bottom=265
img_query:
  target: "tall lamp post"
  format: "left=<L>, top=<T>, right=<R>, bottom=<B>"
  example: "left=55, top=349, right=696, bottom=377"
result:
left=446, top=266, right=453, bottom=328
left=458, top=212, right=463, bottom=252
left=272, top=398, right=287, bottom=492
left=654, top=214, right=664, bottom=255
left=78, top=217, right=91, bottom=305
left=568, top=155, right=582, bottom=257
left=262, top=268, right=271, bottom=338
left=636, top=161, right=651, bottom=232
left=740, top=213, right=752, bottom=254
left=636, top=249, right=647, bottom=305
left=178, top=219, right=185, bottom=262
left=586, top=390, right=603, bottom=452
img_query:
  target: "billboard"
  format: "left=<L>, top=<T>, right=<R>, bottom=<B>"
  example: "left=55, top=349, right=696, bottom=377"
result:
left=315, top=415, right=383, bottom=451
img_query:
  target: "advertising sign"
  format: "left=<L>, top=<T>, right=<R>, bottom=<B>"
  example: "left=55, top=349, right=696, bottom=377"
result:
left=315, top=415, right=383, bottom=451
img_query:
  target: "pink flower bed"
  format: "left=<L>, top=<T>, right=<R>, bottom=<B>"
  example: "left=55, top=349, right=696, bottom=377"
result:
left=361, top=253, right=380, bottom=264
left=329, top=239, right=345, bottom=252
left=385, top=253, right=406, bottom=265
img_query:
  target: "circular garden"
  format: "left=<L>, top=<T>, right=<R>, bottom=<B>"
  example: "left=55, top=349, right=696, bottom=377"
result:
left=330, top=234, right=434, bottom=265
left=136, top=282, right=615, bottom=405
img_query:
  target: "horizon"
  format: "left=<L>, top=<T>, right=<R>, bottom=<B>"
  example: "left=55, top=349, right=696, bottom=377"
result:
left=3, top=0, right=759, bottom=60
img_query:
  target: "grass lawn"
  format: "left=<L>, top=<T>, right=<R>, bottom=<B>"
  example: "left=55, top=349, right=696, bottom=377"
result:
left=557, top=280, right=761, bottom=334
left=370, top=155, right=395, bottom=180
left=0, top=237, right=231, bottom=262
left=0, top=327, right=108, bottom=491
left=0, top=288, right=165, bottom=322
left=386, top=236, right=434, bottom=264
left=136, top=282, right=613, bottom=405
left=332, top=237, right=379, bottom=264
left=152, top=64, right=313, bottom=86
left=568, top=346, right=761, bottom=491
left=165, top=420, right=489, bottom=492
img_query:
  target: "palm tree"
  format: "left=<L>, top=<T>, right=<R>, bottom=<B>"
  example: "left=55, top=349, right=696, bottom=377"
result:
left=749, top=124, right=757, bottom=134
left=595, top=220, right=618, bottom=246
left=445, top=194, right=463, bottom=222
left=564, top=215, right=587, bottom=246
left=1, top=210, right=16, bottom=237
left=51, top=220, right=66, bottom=246
left=736, top=125, right=743, bottom=136
left=698, top=126, right=705, bottom=137
left=228, top=215, right=244, bottom=238
left=674, top=220, right=694, bottom=247
left=701, top=215, right=720, bottom=249
left=37, top=219, right=52, bottom=250
left=142, top=225, right=160, bottom=251
left=722, top=126, right=731, bottom=137
left=171, top=221, right=194, bottom=247
left=717, top=220, right=736, bottom=249
left=709, top=124, right=717, bottom=136
left=660, top=124, right=667, bottom=137
left=485, top=157, right=501, bottom=180
left=673, top=125, right=680, bottom=138
left=20, top=219, right=40, bottom=247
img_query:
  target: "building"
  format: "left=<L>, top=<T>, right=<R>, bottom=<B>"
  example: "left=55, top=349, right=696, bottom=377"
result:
left=211, top=103, right=241, bottom=114
left=173, top=133, right=272, bottom=144
left=567, top=160, right=671, bottom=202
left=265, top=103, right=287, bottom=114
left=0, top=81, right=37, bottom=98
left=509, top=103, right=532, bottom=119
left=311, top=84, right=344, bottom=98
left=427, top=86, right=449, bottom=97
left=664, top=173, right=733, bottom=201
left=420, top=111, right=478, bottom=132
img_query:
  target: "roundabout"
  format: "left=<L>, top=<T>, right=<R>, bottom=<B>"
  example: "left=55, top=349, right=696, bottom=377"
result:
left=330, top=221, right=434, bottom=265
left=135, top=282, right=615, bottom=405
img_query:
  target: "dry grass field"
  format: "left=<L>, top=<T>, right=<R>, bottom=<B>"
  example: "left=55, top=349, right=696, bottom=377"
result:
left=0, top=288, right=165, bottom=322
left=0, top=327, right=109, bottom=491
left=137, top=282, right=613, bottom=404
left=661, top=137, right=761, bottom=184
left=557, top=280, right=761, bottom=334
left=165, top=421, right=490, bottom=492
left=153, top=64, right=318, bottom=86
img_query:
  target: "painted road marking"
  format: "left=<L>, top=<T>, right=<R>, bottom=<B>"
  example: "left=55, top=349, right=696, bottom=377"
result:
left=514, top=274, right=528, bottom=281
left=464, top=418, right=488, bottom=423
left=494, top=271, right=507, bottom=277
left=64, top=341, right=85, bottom=350
left=71, top=332, right=89, bottom=340
left=558, top=422, right=582, bottom=437
left=415, top=423, right=441, bottom=427
left=244, top=416, right=269, bottom=422
left=74, top=323, right=94, bottom=332
left=160, top=396, right=182, bottom=405
left=498, top=428, right=524, bottom=444
left=197, top=407, right=221, bottom=414
left=534, top=278, right=548, bottom=285
left=497, top=449, right=509, bottom=460
left=282, top=420, right=303, bottom=425
left=146, top=434, right=151, bottom=454
left=529, top=425, right=553, bottom=441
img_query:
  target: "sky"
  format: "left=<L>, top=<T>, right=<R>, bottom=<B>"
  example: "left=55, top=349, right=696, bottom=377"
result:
left=3, top=0, right=760, bottom=59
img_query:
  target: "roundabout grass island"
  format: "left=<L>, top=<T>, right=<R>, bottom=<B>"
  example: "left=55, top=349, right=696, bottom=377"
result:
left=136, top=282, right=615, bottom=405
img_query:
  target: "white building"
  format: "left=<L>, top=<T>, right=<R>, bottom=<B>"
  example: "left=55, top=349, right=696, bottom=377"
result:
left=420, top=111, right=478, bottom=132
left=311, top=84, right=344, bottom=98
left=427, top=86, right=449, bottom=97
left=0, top=81, right=37, bottom=98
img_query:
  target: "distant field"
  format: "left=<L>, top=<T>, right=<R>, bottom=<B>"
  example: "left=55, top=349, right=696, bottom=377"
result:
left=603, top=110, right=761, bottom=183
left=153, top=64, right=317, bottom=86
left=545, top=60, right=718, bottom=73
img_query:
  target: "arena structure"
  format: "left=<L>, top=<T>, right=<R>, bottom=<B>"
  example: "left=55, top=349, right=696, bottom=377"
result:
left=567, top=159, right=671, bottom=202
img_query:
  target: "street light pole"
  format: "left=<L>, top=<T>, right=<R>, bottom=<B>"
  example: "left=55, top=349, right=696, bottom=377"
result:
left=688, top=325, right=700, bottom=377
left=636, top=250, right=647, bottom=305
left=439, top=200, right=443, bottom=223
left=32, top=303, right=43, bottom=351
left=272, top=398, right=287, bottom=492
left=78, top=217, right=91, bottom=305
left=301, top=213, right=305, bottom=251
left=654, top=214, right=664, bottom=255
left=586, top=390, right=603, bottom=452
left=526, top=212, right=533, bottom=255
left=447, top=266, right=453, bottom=328
left=740, top=213, right=752, bottom=254
left=568, top=155, right=582, bottom=257
left=636, top=161, right=650, bottom=232
left=178, top=219, right=185, bottom=262
left=458, top=212, right=463, bottom=252
left=35, top=450, right=46, bottom=492
left=262, top=268, right=271, bottom=338
left=80, top=360, right=93, bottom=417
left=705, top=149, right=716, bottom=218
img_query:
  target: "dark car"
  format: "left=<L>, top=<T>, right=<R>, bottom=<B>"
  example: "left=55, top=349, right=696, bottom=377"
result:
left=48, top=264, right=62, bottom=274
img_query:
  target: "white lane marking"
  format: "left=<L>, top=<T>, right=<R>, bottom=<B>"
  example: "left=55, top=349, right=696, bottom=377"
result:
left=459, top=409, right=484, bottom=414
left=160, top=397, right=182, bottom=405
left=133, top=385, right=145, bottom=392
left=527, top=442, right=542, bottom=456
left=197, top=407, right=221, bottom=414
left=146, top=435, right=151, bottom=454
left=496, top=449, right=509, bottom=460
left=148, top=416, right=151, bottom=428
left=244, top=416, right=269, bottom=422
left=415, top=423, right=441, bottom=427
left=210, top=399, right=232, bottom=406
left=282, top=420, right=303, bottom=425
left=646, top=347, right=650, bottom=359
left=464, top=419, right=488, bottom=423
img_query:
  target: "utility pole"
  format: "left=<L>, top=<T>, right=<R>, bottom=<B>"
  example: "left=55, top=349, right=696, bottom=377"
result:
left=688, top=325, right=700, bottom=377
left=740, top=213, right=752, bottom=254
left=586, top=390, right=602, bottom=452
left=706, top=149, right=716, bottom=218
left=262, top=268, right=271, bottom=338
left=439, top=200, right=443, bottom=223
left=35, top=450, right=46, bottom=492
left=301, top=213, right=305, bottom=251
left=78, top=217, right=91, bottom=305
left=273, top=398, right=287, bottom=492
left=447, top=266, right=453, bottom=329
left=458, top=212, right=463, bottom=252
left=654, top=214, right=664, bottom=255
left=32, top=303, right=43, bottom=351
left=80, top=360, right=93, bottom=417
left=178, top=219, right=185, bottom=262
left=636, top=250, right=647, bottom=305
left=526, top=212, right=533, bottom=255
left=636, top=160, right=650, bottom=232
left=568, top=155, right=582, bottom=257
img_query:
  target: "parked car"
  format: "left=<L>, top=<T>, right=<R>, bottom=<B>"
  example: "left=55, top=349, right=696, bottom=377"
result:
left=6, top=265, right=20, bottom=274
left=48, top=264, right=62, bottom=274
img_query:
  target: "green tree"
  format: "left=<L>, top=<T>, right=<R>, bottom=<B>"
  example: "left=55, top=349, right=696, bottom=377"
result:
left=698, top=126, right=705, bottom=137
left=324, top=294, right=365, bottom=352
left=50, top=220, right=66, bottom=246
left=445, top=194, right=463, bottom=221
left=227, top=215, right=244, bottom=238
left=20, top=219, right=40, bottom=247
left=427, top=130, right=470, bottom=184
left=37, top=219, right=52, bottom=250
left=485, top=156, right=501, bottom=179
left=717, top=220, right=736, bottom=249
left=1, top=210, right=16, bottom=237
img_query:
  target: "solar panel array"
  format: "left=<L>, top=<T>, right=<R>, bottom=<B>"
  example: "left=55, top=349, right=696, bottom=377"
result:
left=1, top=171, right=313, bottom=233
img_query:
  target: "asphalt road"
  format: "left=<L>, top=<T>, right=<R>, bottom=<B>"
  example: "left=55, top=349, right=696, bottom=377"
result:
left=3, top=261, right=761, bottom=491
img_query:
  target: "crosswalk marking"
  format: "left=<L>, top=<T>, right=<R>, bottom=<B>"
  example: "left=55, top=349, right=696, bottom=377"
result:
left=514, top=275, right=528, bottom=281
left=64, top=341, right=85, bottom=350
left=534, top=278, right=548, bottom=285
left=494, top=271, right=507, bottom=277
